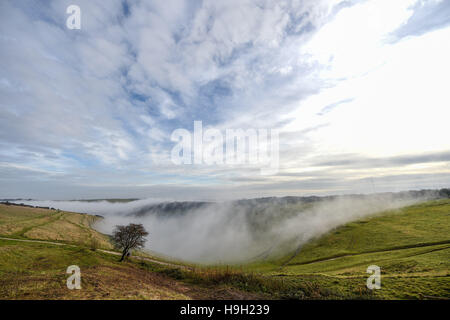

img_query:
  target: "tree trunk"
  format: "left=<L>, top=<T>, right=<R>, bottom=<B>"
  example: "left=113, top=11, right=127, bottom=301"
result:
left=119, top=249, right=127, bottom=262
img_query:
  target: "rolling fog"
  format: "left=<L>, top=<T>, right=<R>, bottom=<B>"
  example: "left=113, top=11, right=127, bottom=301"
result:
left=14, top=195, right=425, bottom=263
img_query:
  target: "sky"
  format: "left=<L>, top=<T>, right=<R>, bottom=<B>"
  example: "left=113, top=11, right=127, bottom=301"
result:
left=0, top=0, right=449, bottom=200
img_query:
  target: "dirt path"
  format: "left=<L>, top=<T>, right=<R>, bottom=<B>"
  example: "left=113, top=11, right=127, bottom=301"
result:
left=0, top=236, right=185, bottom=269
left=0, top=236, right=72, bottom=246
left=283, top=239, right=450, bottom=267
left=98, top=249, right=189, bottom=269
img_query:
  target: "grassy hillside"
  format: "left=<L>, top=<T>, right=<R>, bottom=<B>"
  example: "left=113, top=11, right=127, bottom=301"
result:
left=0, top=204, right=112, bottom=249
left=242, top=199, right=450, bottom=299
left=102, top=198, right=450, bottom=300
left=0, top=239, right=265, bottom=299
left=283, top=199, right=450, bottom=265
left=0, top=199, right=448, bottom=300
left=0, top=204, right=264, bottom=300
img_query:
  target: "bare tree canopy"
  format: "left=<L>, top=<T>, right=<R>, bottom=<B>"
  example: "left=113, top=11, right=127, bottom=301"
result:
left=112, top=223, right=149, bottom=262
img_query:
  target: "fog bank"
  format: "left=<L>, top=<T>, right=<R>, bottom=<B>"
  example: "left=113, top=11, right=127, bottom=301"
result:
left=13, top=192, right=439, bottom=263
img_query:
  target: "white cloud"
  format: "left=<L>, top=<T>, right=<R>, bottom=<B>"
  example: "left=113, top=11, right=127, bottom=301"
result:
left=0, top=0, right=449, bottom=199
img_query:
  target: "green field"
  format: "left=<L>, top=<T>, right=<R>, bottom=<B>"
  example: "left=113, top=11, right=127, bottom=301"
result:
left=0, top=199, right=449, bottom=299
left=239, top=199, right=450, bottom=299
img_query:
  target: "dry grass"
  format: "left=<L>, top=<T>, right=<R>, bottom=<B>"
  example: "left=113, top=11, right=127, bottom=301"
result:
left=23, top=217, right=111, bottom=249
left=0, top=205, right=53, bottom=223
left=0, top=204, right=113, bottom=249
left=0, top=240, right=263, bottom=300
left=0, top=211, right=59, bottom=236
left=0, top=265, right=192, bottom=300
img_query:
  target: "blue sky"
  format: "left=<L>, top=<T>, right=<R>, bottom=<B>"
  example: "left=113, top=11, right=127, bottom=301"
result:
left=0, top=0, right=449, bottom=200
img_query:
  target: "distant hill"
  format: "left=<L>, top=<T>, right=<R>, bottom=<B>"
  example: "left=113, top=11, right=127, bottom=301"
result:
left=129, top=201, right=211, bottom=217
left=69, top=198, right=141, bottom=203
left=126, top=188, right=450, bottom=218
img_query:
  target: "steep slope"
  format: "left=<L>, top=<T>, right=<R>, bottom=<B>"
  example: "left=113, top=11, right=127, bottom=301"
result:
left=245, top=199, right=450, bottom=299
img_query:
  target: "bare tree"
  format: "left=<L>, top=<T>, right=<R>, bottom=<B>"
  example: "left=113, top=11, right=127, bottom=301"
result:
left=112, top=223, right=149, bottom=262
